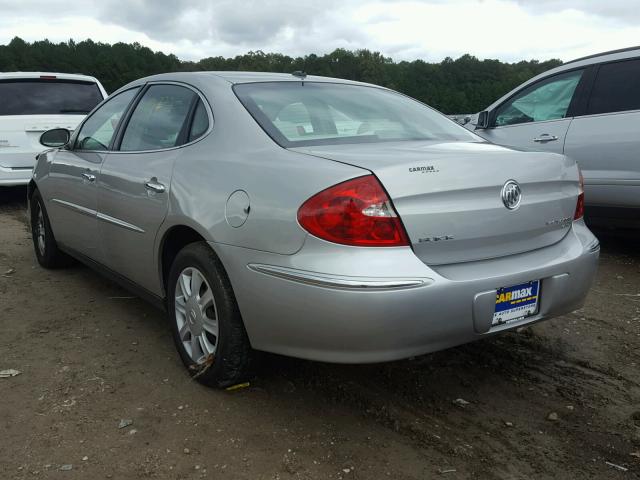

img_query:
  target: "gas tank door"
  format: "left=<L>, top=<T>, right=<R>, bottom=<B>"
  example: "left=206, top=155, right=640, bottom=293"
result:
left=225, top=190, right=250, bottom=228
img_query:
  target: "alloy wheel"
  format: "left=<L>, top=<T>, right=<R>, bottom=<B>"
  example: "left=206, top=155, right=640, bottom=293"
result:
left=36, top=204, right=46, bottom=256
left=174, top=267, right=219, bottom=363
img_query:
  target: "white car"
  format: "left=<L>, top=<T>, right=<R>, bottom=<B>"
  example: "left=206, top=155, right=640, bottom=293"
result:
left=0, top=72, right=107, bottom=186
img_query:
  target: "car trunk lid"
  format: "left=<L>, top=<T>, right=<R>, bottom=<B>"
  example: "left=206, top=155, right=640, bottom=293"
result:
left=0, top=115, right=83, bottom=168
left=291, top=141, right=579, bottom=265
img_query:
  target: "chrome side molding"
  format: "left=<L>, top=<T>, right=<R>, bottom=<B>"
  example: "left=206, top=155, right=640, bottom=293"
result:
left=97, top=212, right=145, bottom=233
left=51, top=198, right=96, bottom=217
left=248, top=263, right=432, bottom=290
left=51, top=199, right=145, bottom=234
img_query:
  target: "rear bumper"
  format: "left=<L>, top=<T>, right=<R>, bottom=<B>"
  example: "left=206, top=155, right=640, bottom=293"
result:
left=0, top=165, right=33, bottom=186
left=213, top=220, right=599, bottom=363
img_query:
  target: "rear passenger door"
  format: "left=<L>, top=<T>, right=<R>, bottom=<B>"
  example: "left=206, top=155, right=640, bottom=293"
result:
left=97, top=83, right=210, bottom=295
left=565, top=57, right=640, bottom=210
left=479, top=69, right=585, bottom=154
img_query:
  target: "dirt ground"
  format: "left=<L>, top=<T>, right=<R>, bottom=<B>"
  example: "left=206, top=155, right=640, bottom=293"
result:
left=1, top=185, right=639, bottom=480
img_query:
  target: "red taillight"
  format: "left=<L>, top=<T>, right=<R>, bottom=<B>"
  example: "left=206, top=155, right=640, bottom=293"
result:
left=574, top=170, right=585, bottom=220
left=297, top=175, right=410, bottom=247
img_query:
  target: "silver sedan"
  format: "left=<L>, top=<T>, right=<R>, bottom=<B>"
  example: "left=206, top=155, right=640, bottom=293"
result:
left=29, top=72, right=600, bottom=387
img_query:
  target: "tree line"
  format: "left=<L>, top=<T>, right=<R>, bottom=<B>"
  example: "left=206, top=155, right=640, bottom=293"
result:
left=0, top=37, right=562, bottom=114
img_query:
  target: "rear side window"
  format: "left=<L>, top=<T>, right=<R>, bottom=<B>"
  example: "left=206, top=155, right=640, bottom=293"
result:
left=0, top=79, right=103, bottom=116
left=588, top=59, right=640, bottom=115
left=188, top=100, right=209, bottom=142
left=494, top=69, right=583, bottom=126
left=120, top=84, right=195, bottom=152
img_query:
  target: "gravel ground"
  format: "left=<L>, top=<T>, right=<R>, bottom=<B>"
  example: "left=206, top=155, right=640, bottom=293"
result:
left=1, top=185, right=639, bottom=480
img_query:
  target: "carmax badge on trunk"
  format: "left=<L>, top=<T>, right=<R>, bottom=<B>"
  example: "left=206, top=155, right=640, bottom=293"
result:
left=501, top=180, right=522, bottom=210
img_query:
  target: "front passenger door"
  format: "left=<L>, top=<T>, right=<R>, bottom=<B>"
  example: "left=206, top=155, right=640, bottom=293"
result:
left=97, top=83, right=205, bottom=295
left=47, top=88, right=140, bottom=260
left=478, top=69, right=585, bottom=154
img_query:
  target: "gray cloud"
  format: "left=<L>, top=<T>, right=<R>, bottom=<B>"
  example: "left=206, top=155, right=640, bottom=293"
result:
left=210, top=0, right=327, bottom=44
left=514, top=0, right=640, bottom=24
left=0, top=0, right=637, bottom=63
left=97, top=0, right=371, bottom=55
left=93, top=0, right=349, bottom=47
left=97, top=0, right=212, bottom=42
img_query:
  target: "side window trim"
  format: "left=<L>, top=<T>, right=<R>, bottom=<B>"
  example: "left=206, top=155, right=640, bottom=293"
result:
left=111, top=83, right=151, bottom=151
left=111, top=81, right=213, bottom=153
left=72, top=86, right=143, bottom=152
left=565, top=65, right=596, bottom=118
left=489, top=67, right=585, bottom=128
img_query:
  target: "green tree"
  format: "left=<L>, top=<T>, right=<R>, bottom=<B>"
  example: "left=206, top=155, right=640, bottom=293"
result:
left=0, top=37, right=562, bottom=113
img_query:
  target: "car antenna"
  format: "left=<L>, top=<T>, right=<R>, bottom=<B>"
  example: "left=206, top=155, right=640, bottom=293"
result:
left=292, top=70, right=307, bottom=85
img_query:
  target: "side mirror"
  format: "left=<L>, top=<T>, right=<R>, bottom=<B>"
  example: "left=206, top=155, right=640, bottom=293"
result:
left=475, top=111, right=490, bottom=129
left=40, top=128, right=71, bottom=148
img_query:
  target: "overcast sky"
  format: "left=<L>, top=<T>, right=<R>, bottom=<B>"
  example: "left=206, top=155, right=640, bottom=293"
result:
left=0, top=0, right=638, bottom=63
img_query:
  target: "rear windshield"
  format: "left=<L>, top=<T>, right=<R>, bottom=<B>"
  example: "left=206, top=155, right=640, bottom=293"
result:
left=0, top=79, right=103, bottom=116
left=234, top=82, right=478, bottom=147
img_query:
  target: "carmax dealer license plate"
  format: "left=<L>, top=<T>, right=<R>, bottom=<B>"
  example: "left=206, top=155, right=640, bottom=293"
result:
left=493, top=280, right=540, bottom=325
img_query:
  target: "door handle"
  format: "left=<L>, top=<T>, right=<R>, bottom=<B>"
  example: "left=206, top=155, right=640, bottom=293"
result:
left=533, top=134, right=559, bottom=143
left=81, top=172, right=96, bottom=182
left=144, top=178, right=166, bottom=193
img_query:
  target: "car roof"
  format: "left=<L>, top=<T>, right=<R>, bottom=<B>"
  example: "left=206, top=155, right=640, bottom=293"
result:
left=207, top=71, right=372, bottom=85
left=131, top=71, right=379, bottom=88
left=563, top=46, right=640, bottom=66
left=0, top=71, right=100, bottom=82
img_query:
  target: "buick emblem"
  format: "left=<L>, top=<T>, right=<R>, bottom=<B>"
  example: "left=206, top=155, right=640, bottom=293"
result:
left=501, top=180, right=522, bottom=210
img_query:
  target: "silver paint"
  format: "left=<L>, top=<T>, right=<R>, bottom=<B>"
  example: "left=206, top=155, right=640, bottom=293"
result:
left=467, top=47, right=640, bottom=223
left=32, top=71, right=600, bottom=364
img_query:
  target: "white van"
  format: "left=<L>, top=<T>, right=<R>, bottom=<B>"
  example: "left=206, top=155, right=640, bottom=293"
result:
left=0, top=72, right=107, bottom=186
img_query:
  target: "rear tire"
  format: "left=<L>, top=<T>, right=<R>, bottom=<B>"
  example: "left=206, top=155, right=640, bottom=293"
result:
left=30, top=190, right=72, bottom=269
left=167, top=242, right=252, bottom=388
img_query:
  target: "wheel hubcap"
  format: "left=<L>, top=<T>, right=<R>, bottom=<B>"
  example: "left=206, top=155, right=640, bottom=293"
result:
left=174, top=267, right=219, bottom=364
left=36, top=206, right=46, bottom=256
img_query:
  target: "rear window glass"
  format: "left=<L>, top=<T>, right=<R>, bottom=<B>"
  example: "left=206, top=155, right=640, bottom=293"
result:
left=0, top=79, right=103, bottom=116
left=234, top=82, right=478, bottom=147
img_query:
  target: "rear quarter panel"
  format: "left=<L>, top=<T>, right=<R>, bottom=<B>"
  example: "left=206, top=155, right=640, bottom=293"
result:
left=565, top=110, right=640, bottom=209
left=159, top=76, right=368, bottom=257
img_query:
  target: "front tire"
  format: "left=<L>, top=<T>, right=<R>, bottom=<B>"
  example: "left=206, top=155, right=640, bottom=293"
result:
left=167, top=242, right=252, bottom=388
left=30, top=190, right=72, bottom=269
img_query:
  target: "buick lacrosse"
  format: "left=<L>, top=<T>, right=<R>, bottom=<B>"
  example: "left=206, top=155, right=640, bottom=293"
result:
left=29, top=72, right=600, bottom=387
